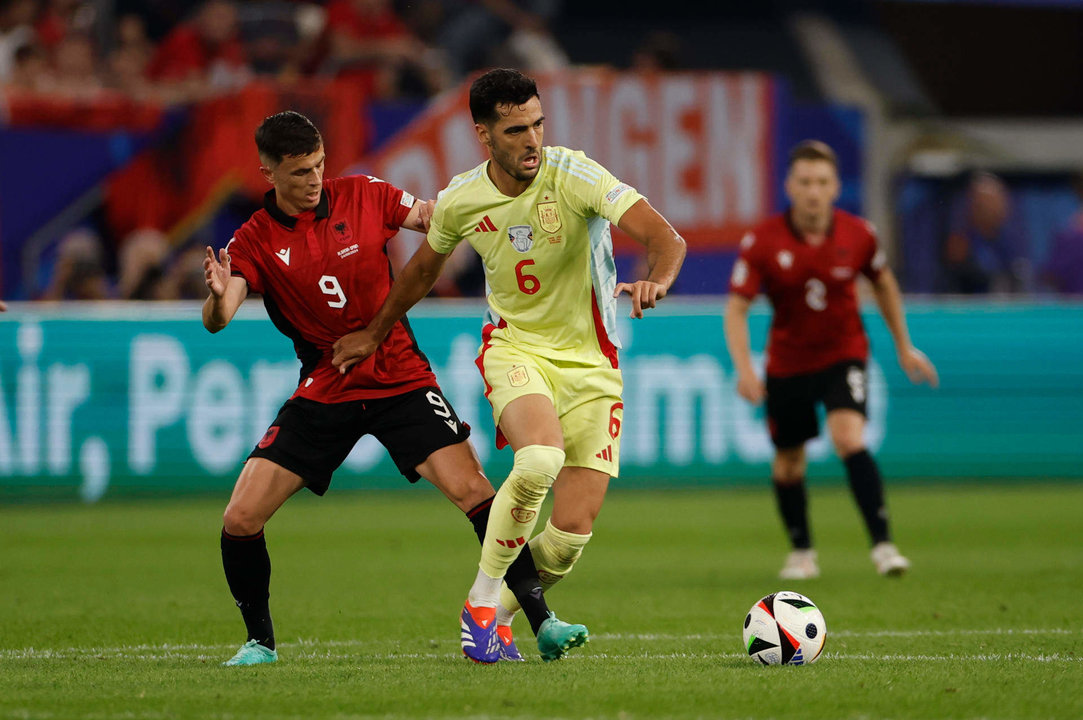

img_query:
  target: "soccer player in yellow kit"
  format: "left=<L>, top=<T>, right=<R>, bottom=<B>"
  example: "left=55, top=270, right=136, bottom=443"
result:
left=332, top=68, right=686, bottom=661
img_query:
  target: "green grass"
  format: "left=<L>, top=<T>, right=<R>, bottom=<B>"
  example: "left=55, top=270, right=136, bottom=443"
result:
left=1, top=484, right=1081, bottom=719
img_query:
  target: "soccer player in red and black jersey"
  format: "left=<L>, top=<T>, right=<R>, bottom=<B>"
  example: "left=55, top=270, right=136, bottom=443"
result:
left=203, top=111, right=554, bottom=665
left=725, top=140, right=939, bottom=580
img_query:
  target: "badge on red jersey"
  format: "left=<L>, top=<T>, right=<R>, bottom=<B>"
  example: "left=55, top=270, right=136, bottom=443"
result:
left=332, top=220, right=353, bottom=244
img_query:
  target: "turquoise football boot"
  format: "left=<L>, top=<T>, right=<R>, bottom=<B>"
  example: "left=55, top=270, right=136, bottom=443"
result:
left=222, top=639, right=278, bottom=666
left=537, top=613, right=589, bottom=662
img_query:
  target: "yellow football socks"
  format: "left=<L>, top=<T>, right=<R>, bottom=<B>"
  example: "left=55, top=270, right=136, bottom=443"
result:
left=477, top=444, right=565, bottom=584
left=498, top=518, right=592, bottom=614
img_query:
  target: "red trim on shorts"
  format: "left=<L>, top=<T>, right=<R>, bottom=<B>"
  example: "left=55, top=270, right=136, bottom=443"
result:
left=475, top=319, right=511, bottom=450
left=590, top=289, right=619, bottom=369
left=474, top=321, right=500, bottom=401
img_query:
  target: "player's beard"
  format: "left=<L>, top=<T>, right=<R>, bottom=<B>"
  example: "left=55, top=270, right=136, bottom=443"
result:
left=494, top=146, right=538, bottom=183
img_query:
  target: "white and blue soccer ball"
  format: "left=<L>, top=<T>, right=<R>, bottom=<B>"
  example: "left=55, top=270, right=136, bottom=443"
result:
left=742, top=591, right=827, bottom=665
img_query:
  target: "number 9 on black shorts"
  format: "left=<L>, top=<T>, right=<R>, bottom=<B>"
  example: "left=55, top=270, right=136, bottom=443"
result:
left=248, top=385, right=470, bottom=495
left=765, top=361, right=867, bottom=449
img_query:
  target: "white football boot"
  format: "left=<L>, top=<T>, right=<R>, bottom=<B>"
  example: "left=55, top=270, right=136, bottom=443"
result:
left=871, top=542, right=911, bottom=576
left=778, top=549, right=819, bottom=580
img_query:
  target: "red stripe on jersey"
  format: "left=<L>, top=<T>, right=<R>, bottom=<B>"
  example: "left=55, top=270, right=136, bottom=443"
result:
left=484, top=215, right=497, bottom=232
left=590, top=289, right=619, bottom=369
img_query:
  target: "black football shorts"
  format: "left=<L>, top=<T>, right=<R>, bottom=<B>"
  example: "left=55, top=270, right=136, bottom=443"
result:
left=248, top=385, right=470, bottom=495
left=765, top=360, right=868, bottom=449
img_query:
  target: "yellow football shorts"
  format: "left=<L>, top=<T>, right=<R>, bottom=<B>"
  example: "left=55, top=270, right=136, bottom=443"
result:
left=476, top=339, right=623, bottom=477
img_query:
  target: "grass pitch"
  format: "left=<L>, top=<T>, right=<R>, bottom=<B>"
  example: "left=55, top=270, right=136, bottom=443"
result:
left=2, top=483, right=1081, bottom=720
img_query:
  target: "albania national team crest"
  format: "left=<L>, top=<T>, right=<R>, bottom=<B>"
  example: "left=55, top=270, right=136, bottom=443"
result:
left=332, top=219, right=353, bottom=244
left=508, top=224, right=534, bottom=253
left=537, top=202, right=561, bottom=233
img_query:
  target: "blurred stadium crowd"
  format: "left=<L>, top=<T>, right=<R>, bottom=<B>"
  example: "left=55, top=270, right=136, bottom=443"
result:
left=0, top=0, right=578, bottom=104
left=2, top=0, right=1083, bottom=300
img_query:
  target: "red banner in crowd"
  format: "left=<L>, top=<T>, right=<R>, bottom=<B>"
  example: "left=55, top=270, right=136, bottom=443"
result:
left=357, top=69, right=776, bottom=250
left=103, top=80, right=368, bottom=243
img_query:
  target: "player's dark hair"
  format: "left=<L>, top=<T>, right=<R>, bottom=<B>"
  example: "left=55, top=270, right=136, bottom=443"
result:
left=255, top=111, right=322, bottom=166
left=469, top=68, right=540, bottom=125
left=788, top=140, right=837, bottom=170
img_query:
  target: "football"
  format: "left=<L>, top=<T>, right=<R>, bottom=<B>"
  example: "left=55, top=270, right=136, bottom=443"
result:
left=742, top=591, right=827, bottom=665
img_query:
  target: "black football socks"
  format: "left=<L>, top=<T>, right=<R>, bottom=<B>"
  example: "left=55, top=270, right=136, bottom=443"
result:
left=844, top=449, right=891, bottom=545
left=221, top=528, right=275, bottom=650
left=772, top=479, right=812, bottom=550
left=467, top=497, right=549, bottom=635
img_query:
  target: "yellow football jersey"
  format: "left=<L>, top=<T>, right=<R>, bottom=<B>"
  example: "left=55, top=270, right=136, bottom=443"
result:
left=428, top=146, right=643, bottom=365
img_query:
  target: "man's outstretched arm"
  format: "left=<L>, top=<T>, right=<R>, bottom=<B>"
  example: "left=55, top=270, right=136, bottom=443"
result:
left=870, top=268, right=939, bottom=387
left=202, top=246, right=248, bottom=333
left=613, top=198, right=686, bottom=318
left=332, top=242, right=451, bottom=373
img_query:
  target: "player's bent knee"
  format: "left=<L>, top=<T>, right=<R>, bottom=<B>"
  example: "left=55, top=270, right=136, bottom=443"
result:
left=835, top=441, right=866, bottom=459
left=504, top=444, right=565, bottom=507
left=772, top=447, right=806, bottom=482
left=420, top=442, right=493, bottom=509
left=222, top=504, right=265, bottom=536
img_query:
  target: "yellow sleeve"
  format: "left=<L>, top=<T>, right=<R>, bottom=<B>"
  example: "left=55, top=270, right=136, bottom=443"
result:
left=426, top=191, right=463, bottom=255
left=557, top=150, right=643, bottom=225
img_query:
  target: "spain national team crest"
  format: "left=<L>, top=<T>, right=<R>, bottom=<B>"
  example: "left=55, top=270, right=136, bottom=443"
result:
left=332, top=219, right=353, bottom=244
left=537, top=202, right=561, bottom=233
left=507, top=364, right=529, bottom=387
left=508, top=224, right=534, bottom=253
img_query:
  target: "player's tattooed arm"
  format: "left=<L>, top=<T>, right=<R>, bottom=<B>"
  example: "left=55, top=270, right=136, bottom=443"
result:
left=202, top=246, right=248, bottom=333
left=613, top=198, right=686, bottom=318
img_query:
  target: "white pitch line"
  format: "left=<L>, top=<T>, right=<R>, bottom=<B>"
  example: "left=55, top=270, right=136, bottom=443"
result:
left=596, top=628, right=1079, bottom=641
left=1, top=628, right=1077, bottom=662
left=5, top=650, right=1078, bottom=664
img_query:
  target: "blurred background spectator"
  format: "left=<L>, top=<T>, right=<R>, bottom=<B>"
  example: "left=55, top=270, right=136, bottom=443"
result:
left=145, top=0, right=250, bottom=97
left=116, top=229, right=209, bottom=300
left=941, top=173, right=1031, bottom=295
left=39, top=228, right=112, bottom=300
left=435, top=0, right=566, bottom=80
left=8, top=41, right=49, bottom=90
left=0, top=0, right=37, bottom=83
left=319, top=0, right=445, bottom=99
left=1042, top=174, right=1083, bottom=296
left=630, top=30, right=683, bottom=73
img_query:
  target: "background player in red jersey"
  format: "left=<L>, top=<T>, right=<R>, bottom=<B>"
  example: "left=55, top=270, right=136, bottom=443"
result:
left=725, top=140, right=939, bottom=580
left=203, top=111, right=556, bottom=665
